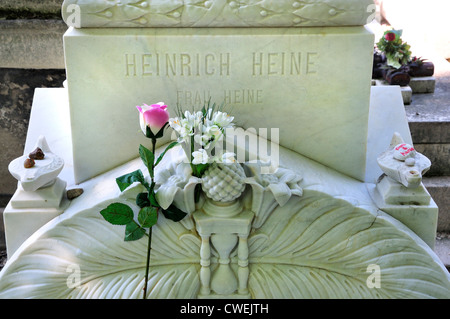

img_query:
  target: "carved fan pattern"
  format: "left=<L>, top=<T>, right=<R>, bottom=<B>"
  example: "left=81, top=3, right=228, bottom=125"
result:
left=0, top=188, right=448, bottom=298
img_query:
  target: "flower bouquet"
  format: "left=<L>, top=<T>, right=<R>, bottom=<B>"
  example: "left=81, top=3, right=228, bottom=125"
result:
left=376, top=29, right=411, bottom=69
left=375, top=29, right=412, bottom=86
left=168, top=102, right=247, bottom=204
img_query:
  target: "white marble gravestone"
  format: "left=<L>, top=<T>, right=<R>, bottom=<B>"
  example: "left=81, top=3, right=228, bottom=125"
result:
left=62, top=2, right=375, bottom=184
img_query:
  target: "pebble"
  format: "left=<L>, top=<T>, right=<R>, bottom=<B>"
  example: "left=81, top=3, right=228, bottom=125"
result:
left=67, top=188, right=84, bottom=200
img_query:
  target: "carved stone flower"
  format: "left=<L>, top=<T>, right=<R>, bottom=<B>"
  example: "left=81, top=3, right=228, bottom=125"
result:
left=245, top=164, right=303, bottom=228
left=154, top=161, right=201, bottom=218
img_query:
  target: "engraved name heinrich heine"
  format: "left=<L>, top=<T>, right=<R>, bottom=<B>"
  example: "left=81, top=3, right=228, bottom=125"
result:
left=124, top=51, right=318, bottom=77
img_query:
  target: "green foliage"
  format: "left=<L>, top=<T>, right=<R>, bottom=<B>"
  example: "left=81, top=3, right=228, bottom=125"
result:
left=116, top=170, right=146, bottom=192
left=161, top=204, right=188, bottom=223
left=139, top=144, right=155, bottom=178
left=136, top=192, right=150, bottom=208
left=155, top=141, right=178, bottom=166
left=124, top=222, right=146, bottom=242
left=376, top=29, right=412, bottom=69
left=98, top=116, right=188, bottom=299
left=138, top=206, right=158, bottom=228
left=101, top=134, right=186, bottom=241
left=100, top=203, right=134, bottom=225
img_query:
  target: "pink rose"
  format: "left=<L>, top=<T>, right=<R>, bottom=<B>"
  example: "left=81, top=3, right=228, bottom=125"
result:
left=136, top=102, right=169, bottom=136
left=384, top=32, right=396, bottom=42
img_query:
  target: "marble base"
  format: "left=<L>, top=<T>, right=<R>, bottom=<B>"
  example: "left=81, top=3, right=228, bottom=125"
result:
left=3, top=178, right=69, bottom=256
left=369, top=175, right=438, bottom=249
left=1, top=85, right=446, bottom=298
left=0, top=131, right=448, bottom=298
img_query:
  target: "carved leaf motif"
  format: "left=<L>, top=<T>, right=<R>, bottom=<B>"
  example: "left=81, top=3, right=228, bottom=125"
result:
left=61, top=0, right=375, bottom=27
left=247, top=191, right=450, bottom=298
left=0, top=190, right=449, bottom=298
left=0, top=201, right=201, bottom=299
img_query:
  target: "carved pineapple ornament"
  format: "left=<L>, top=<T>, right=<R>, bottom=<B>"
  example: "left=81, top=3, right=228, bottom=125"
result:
left=201, top=162, right=246, bottom=203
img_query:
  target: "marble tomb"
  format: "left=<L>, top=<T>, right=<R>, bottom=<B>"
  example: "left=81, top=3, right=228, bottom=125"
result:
left=0, top=0, right=449, bottom=299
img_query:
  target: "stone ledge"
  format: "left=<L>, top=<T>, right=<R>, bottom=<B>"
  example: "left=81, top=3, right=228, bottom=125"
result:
left=435, top=233, right=450, bottom=269
left=409, top=76, right=436, bottom=94
left=0, top=19, right=66, bottom=69
left=372, top=80, right=411, bottom=105
left=409, top=121, right=450, bottom=144
left=0, top=208, right=4, bottom=251
left=423, top=176, right=450, bottom=232
left=0, top=0, right=62, bottom=13
left=414, top=144, right=450, bottom=176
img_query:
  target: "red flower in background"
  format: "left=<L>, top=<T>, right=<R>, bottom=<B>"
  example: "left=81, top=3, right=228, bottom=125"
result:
left=384, top=32, right=396, bottom=42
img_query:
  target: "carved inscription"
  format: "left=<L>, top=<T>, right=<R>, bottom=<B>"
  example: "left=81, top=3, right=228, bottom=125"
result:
left=252, top=52, right=318, bottom=76
left=125, top=53, right=231, bottom=77
left=176, top=89, right=264, bottom=106
left=124, top=51, right=319, bottom=78
left=124, top=50, right=316, bottom=106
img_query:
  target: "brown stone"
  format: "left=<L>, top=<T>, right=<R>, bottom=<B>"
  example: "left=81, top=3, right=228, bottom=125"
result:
left=29, top=147, right=45, bottom=160
left=24, top=158, right=35, bottom=168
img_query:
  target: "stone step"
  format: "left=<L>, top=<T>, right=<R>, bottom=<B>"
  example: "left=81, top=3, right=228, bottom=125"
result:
left=0, top=1, right=62, bottom=19
left=423, top=176, right=450, bottom=233
left=372, top=77, right=436, bottom=105
left=405, top=53, right=450, bottom=177
left=435, top=233, right=450, bottom=271
left=0, top=19, right=66, bottom=69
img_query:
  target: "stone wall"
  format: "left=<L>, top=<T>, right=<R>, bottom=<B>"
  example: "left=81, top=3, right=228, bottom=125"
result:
left=0, top=1, right=67, bottom=207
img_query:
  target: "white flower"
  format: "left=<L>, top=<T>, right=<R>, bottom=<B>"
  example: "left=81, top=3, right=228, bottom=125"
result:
left=213, top=111, right=234, bottom=129
left=221, top=152, right=236, bottom=164
left=192, top=149, right=209, bottom=165
left=205, top=123, right=221, bottom=138
left=184, top=111, right=202, bottom=127
left=169, top=117, right=195, bottom=142
left=194, top=134, right=212, bottom=148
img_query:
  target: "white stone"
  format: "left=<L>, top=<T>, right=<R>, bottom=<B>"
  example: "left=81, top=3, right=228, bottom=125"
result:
left=365, top=86, right=413, bottom=183
left=10, top=177, right=67, bottom=209
left=409, top=76, right=436, bottom=94
left=0, top=134, right=448, bottom=298
left=3, top=178, right=69, bottom=257
left=61, top=0, right=375, bottom=28
left=372, top=80, right=412, bottom=105
left=1, top=92, right=447, bottom=297
left=377, top=133, right=431, bottom=189
left=369, top=176, right=438, bottom=249
left=8, top=136, right=64, bottom=192
left=63, top=26, right=374, bottom=183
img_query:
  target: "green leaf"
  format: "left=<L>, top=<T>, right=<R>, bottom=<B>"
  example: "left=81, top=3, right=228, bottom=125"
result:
left=155, top=141, right=178, bottom=166
left=138, top=206, right=158, bottom=228
left=100, top=203, right=134, bottom=225
left=161, top=204, right=187, bottom=222
left=136, top=192, right=150, bottom=208
left=192, top=163, right=209, bottom=178
left=148, top=190, right=160, bottom=207
left=116, top=170, right=145, bottom=192
left=124, top=222, right=146, bottom=241
left=139, top=144, right=154, bottom=176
